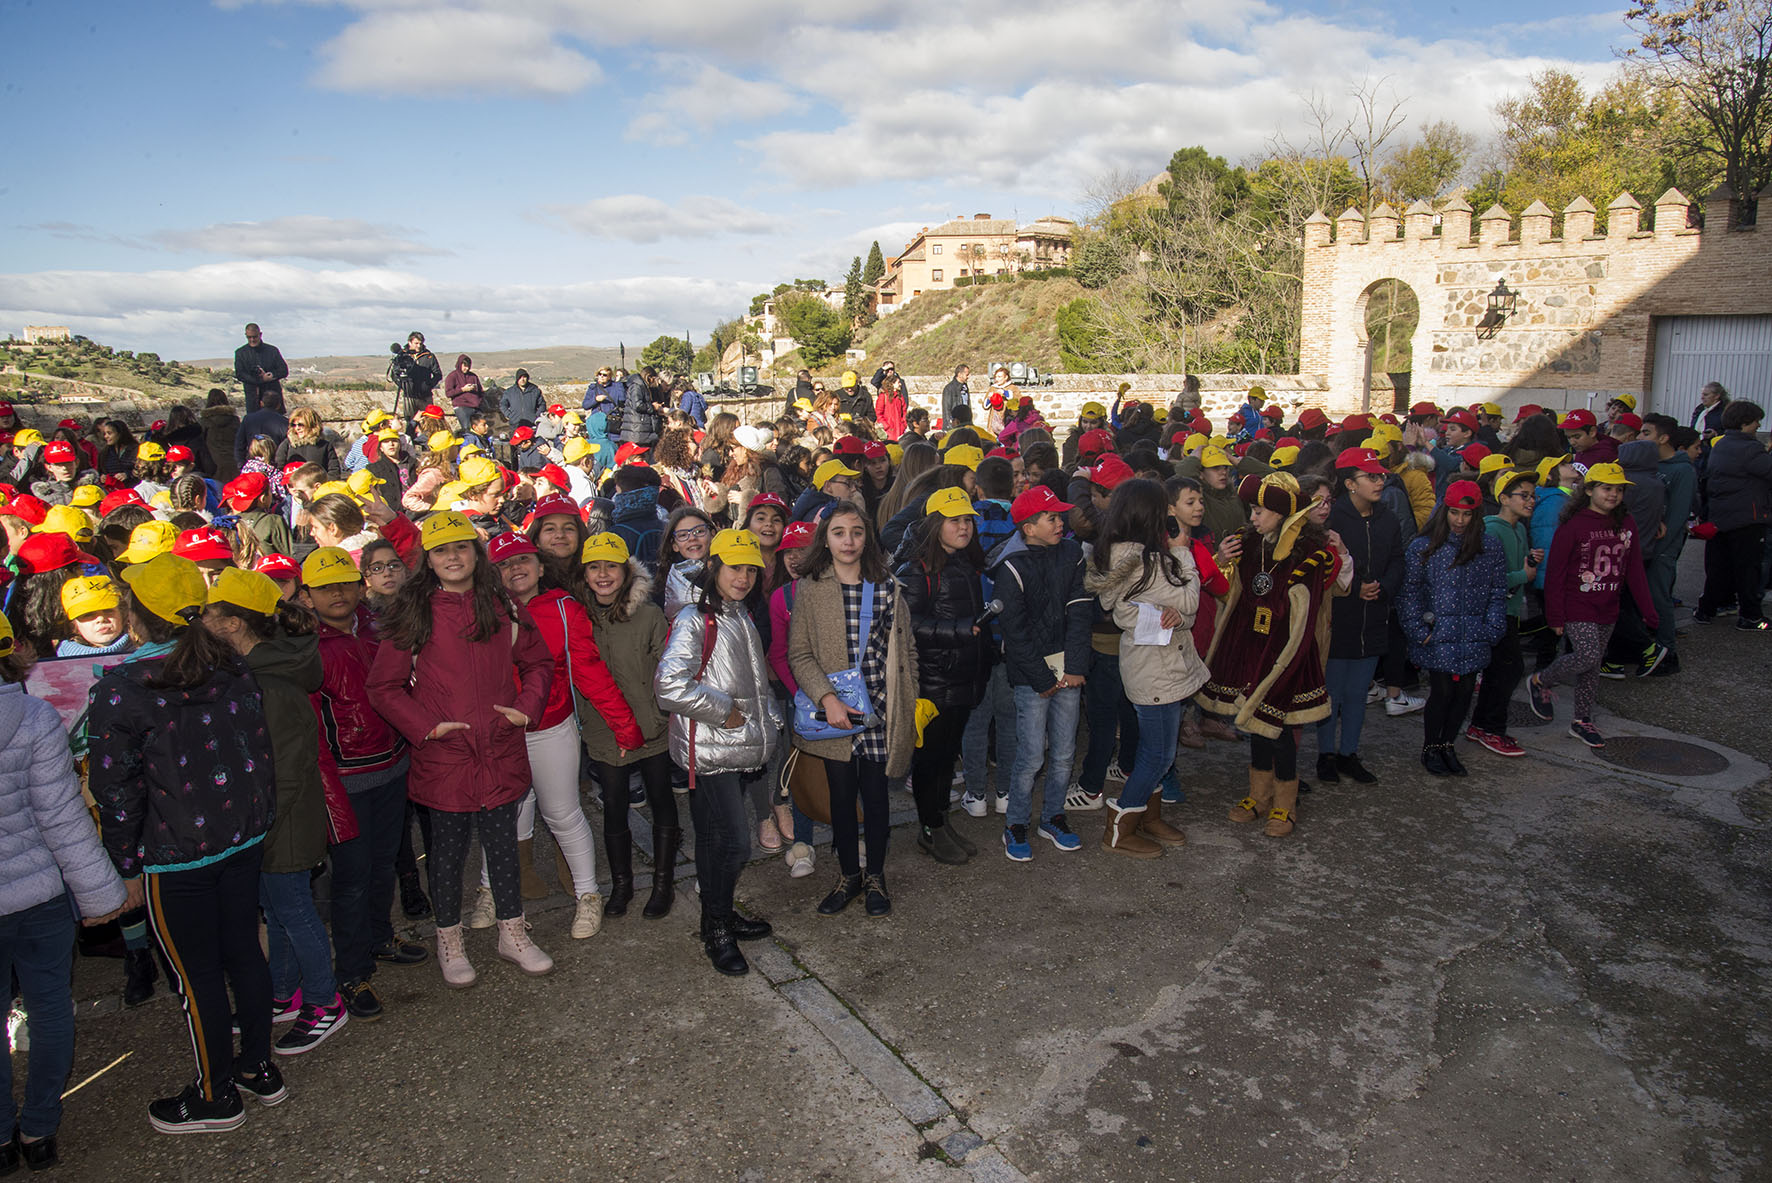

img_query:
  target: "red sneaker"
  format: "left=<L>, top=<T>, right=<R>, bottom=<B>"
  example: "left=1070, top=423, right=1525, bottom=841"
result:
left=1477, top=730, right=1526, bottom=757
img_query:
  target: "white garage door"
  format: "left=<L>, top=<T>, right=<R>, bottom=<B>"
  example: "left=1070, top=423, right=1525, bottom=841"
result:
left=1651, top=315, right=1772, bottom=426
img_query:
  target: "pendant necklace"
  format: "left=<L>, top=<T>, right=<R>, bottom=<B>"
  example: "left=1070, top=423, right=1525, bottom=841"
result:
left=1250, top=540, right=1277, bottom=597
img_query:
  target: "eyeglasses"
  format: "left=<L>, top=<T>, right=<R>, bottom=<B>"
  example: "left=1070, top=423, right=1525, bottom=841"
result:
left=673, top=524, right=711, bottom=541
left=1504, top=490, right=1535, bottom=500
left=365, top=561, right=403, bottom=576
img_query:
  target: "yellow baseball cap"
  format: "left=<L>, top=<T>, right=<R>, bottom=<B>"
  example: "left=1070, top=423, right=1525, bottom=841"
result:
left=427, top=430, right=463, bottom=452
left=925, top=487, right=978, bottom=518
left=374, top=428, right=401, bottom=443
left=1199, top=447, right=1232, bottom=469
left=1152, top=406, right=1168, bottom=423
left=1080, top=402, right=1106, bottom=419
left=794, top=398, right=813, bottom=412
left=1477, top=452, right=1513, bottom=475
left=564, top=438, right=598, bottom=463
left=459, top=456, right=502, bottom=487
left=709, top=528, right=764, bottom=568
left=914, top=697, right=940, bottom=748
left=422, top=510, right=478, bottom=550
left=120, top=553, right=207, bottom=624
left=347, top=469, right=385, bottom=499
left=1207, top=434, right=1233, bottom=450
left=1536, top=454, right=1571, bottom=485
left=945, top=445, right=984, bottom=471
left=580, top=532, right=631, bottom=565
left=1369, top=422, right=1403, bottom=444
left=208, top=566, right=281, bottom=618
left=1582, top=461, right=1632, bottom=486
left=563, top=412, right=584, bottom=425
left=136, top=442, right=166, bottom=462
left=458, top=444, right=485, bottom=460
left=35, top=504, right=95, bottom=543
left=363, top=409, right=394, bottom=430
left=1182, top=432, right=1207, bottom=452
left=117, top=519, right=180, bottom=564
left=0, top=616, right=12, bottom=657
left=1479, top=402, right=1504, bottom=416
left=61, top=575, right=120, bottom=619
left=431, top=481, right=467, bottom=510
left=840, top=371, right=858, bottom=388
left=301, top=546, right=362, bottom=588
left=70, top=485, right=103, bottom=508
left=1611, top=394, right=1637, bottom=411
left=313, top=480, right=358, bottom=502
left=11, top=429, right=44, bottom=447
left=813, top=459, right=860, bottom=488
left=885, top=443, right=904, bottom=465
left=1269, top=446, right=1299, bottom=469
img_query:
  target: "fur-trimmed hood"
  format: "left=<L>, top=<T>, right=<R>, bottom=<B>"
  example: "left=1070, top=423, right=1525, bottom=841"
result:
left=1084, top=540, right=1208, bottom=706
left=581, top=558, right=671, bottom=763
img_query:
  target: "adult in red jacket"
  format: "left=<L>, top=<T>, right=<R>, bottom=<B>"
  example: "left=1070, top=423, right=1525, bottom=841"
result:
left=367, top=511, right=555, bottom=987
left=482, top=532, right=643, bottom=942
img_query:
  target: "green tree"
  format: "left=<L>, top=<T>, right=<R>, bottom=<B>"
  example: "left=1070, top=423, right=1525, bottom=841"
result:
left=773, top=292, right=851, bottom=366
left=1494, top=69, right=1679, bottom=214
left=1381, top=120, right=1476, bottom=202
left=843, top=255, right=865, bottom=322
left=1056, top=297, right=1106, bottom=370
left=639, top=334, right=694, bottom=372
left=863, top=240, right=886, bottom=285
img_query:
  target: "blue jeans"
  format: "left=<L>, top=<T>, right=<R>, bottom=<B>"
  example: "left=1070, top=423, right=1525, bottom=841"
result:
left=260, top=871, right=337, bottom=1004
left=1318, top=656, right=1382, bottom=757
left=1118, top=700, right=1183, bottom=810
left=1647, top=549, right=1679, bottom=650
left=1009, top=684, right=1081, bottom=827
left=688, top=771, right=749, bottom=920
left=1080, top=649, right=1138, bottom=794
left=962, top=664, right=1018, bottom=800
left=0, top=896, right=75, bottom=1138
left=329, top=774, right=408, bottom=983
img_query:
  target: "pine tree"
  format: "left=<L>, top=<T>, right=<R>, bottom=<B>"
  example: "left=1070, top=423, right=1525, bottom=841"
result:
left=862, top=241, right=886, bottom=285
left=843, top=256, right=864, bottom=322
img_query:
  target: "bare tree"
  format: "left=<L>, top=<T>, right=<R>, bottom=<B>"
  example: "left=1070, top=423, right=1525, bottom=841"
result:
left=1345, top=76, right=1411, bottom=210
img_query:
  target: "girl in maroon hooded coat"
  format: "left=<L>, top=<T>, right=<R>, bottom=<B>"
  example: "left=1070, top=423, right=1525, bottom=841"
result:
left=366, top=510, right=555, bottom=988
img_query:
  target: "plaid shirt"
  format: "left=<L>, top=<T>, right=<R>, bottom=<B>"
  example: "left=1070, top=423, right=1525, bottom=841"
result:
left=842, top=580, right=892, bottom=763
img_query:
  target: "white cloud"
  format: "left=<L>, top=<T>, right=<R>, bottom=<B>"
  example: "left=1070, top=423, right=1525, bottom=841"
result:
left=152, top=216, right=443, bottom=264
left=540, top=195, right=786, bottom=243
left=0, top=261, right=760, bottom=359
left=626, top=62, right=802, bottom=144
left=314, top=9, right=601, bottom=96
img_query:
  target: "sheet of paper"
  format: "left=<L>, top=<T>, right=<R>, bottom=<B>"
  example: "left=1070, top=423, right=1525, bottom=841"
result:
left=1132, top=602, right=1173, bottom=646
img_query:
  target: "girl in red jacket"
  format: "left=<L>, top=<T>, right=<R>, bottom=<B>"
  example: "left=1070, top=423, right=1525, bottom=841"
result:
left=487, top=532, right=643, bottom=941
left=366, top=511, right=556, bottom=987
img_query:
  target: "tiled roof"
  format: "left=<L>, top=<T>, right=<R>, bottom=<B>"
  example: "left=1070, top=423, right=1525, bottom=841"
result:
left=928, top=217, right=1018, bottom=237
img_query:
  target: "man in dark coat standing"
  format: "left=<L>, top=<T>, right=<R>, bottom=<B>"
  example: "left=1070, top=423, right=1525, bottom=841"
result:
left=233, top=323, right=288, bottom=415
left=940, top=364, right=971, bottom=429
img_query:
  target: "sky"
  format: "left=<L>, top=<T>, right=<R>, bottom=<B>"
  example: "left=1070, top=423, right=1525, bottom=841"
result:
left=1, top=0, right=1628, bottom=361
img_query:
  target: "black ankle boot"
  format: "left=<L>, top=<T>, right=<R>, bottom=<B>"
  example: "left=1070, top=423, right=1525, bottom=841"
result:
left=604, top=827, right=634, bottom=917
left=700, top=917, right=749, bottom=976
left=1421, top=744, right=1450, bottom=776
left=1441, top=743, right=1468, bottom=777
left=817, top=873, right=864, bottom=916
left=728, top=912, right=772, bottom=941
left=1316, top=752, right=1340, bottom=783
left=123, top=946, right=158, bottom=1007
left=398, top=869, right=431, bottom=918
left=643, top=825, right=680, bottom=919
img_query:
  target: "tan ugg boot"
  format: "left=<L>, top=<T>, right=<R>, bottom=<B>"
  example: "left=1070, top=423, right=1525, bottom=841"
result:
left=517, top=838, right=549, bottom=900
left=497, top=917, right=555, bottom=976
left=1227, top=767, right=1274, bottom=823
left=1137, top=795, right=1187, bottom=846
left=1264, top=778, right=1299, bottom=838
left=1101, top=801, right=1163, bottom=859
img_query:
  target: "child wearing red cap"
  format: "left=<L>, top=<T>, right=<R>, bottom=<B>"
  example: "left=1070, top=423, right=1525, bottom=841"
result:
left=28, top=441, right=100, bottom=507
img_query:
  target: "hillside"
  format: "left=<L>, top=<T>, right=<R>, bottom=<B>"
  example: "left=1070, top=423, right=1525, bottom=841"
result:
left=0, top=337, right=229, bottom=404
left=190, top=344, right=625, bottom=386
left=833, top=277, right=1084, bottom=375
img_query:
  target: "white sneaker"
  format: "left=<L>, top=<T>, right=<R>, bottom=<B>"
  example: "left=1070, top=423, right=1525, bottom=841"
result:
left=1366, top=682, right=1386, bottom=704
left=1105, top=760, right=1128, bottom=783
left=570, top=893, right=603, bottom=939
left=465, top=885, right=496, bottom=930
left=951, top=768, right=967, bottom=786
left=1064, top=783, right=1104, bottom=812
left=993, top=792, right=1009, bottom=815
left=1385, top=692, right=1427, bottom=717
left=786, top=842, right=815, bottom=878
left=960, top=792, right=988, bottom=818
left=948, top=788, right=962, bottom=804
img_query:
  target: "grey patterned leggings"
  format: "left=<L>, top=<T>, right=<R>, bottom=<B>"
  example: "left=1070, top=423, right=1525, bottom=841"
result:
left=1541, top=620, right=1613, bottom=722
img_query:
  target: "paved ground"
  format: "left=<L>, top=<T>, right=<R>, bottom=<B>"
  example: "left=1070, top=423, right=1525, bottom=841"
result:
left=33, top=547, right=1772, bottom=1181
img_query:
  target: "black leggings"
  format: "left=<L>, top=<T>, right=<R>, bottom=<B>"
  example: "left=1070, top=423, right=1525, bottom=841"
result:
left=596, top=750, right=681, bottom=841
left=1424, top=670, right=1479, bottom=746
left=1249, top=728, right=1298, bottom=781
left=427, top=801, right=522, bottom=927
left=823, top=755, right=890, bottom=877
left=909, top=704, right=971, bottom=830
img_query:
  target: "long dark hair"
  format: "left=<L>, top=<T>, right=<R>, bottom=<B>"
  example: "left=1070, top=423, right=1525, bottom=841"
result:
left=1560, top=482, right=1630, bottom=528
left=656, top=505, right=714, bottom=573
left=797, top=502, right=889, bottom=583
left=208, top=597, right=318, bottom=640
left=526, top=511, right=592, bottom=609
left=129, top=600, right=238, bottom=691
left=692, top=552, right=765, bottom=621
left=1091, top=478, right=1187, bottom=595
left=1420, top=502, right=1487, bottom=567
left=379, top=537, right=522, bottom=652
left=911, top=509, right=986, bottom=580
left=7, top=568, right=81, bottom=657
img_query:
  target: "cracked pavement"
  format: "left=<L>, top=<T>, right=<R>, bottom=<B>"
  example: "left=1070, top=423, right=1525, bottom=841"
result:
left=43, top=548, right=1772, bottom=1181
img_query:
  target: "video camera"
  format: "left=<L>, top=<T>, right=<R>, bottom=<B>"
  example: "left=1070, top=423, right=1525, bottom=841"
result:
left=387, top=343, right=418, bottom=391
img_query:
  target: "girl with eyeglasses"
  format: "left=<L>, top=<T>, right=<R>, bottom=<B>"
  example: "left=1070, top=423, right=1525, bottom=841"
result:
left=654, top=505, right=716, bottom=618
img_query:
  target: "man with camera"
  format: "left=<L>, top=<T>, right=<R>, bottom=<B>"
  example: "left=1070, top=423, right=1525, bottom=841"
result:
left=388, top=331, right=443, bottom=422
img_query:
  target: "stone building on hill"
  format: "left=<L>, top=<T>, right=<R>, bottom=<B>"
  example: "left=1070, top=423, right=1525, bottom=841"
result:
left=876, top=214, right=1075, bottom=312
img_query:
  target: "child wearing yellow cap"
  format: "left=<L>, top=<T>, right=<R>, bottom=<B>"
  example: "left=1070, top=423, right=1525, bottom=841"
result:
left=56, top=575, right=132, bottom=657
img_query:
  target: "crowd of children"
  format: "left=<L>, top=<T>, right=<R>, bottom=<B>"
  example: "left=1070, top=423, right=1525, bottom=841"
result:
left=0, top=369, right=1765, bottom=1155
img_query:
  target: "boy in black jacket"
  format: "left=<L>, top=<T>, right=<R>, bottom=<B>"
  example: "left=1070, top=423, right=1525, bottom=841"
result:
left=994, top=486, right=1092, bottom=861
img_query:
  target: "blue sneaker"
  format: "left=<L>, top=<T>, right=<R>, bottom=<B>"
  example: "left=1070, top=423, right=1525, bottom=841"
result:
left=1039, top=816, right=1082, bottom=851
left=1003, top=825, right=1033, bottom=862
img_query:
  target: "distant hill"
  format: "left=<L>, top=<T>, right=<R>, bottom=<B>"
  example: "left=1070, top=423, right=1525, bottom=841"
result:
left=820, top=276, right=1085, bottom=376
left=189, top=345, right=626, bottom=387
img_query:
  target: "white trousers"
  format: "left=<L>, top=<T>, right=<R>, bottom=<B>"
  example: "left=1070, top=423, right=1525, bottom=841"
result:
left=479, top=716, right=598, bottom=895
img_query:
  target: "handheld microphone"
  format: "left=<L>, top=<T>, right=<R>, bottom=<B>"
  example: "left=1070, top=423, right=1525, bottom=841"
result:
left=975, top=599, right=1005, bottom=630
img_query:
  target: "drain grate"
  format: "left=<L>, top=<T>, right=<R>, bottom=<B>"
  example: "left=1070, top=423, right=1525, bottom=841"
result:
left=1598, top=736, right=1730, bottom=777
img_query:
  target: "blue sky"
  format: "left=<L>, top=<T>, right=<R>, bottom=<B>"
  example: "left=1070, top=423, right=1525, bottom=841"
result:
left=2, top=0, right=1626, bottom=360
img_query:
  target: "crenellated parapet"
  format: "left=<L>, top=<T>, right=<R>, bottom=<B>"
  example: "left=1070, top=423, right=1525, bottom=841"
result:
left=1301, top=190, right=1729, bottom=250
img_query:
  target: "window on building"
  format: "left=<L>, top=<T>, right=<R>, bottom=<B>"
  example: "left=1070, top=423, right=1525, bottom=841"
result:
left=932, top=243, right=942, bottom=255
left=931, top=269, right=943, bottom=281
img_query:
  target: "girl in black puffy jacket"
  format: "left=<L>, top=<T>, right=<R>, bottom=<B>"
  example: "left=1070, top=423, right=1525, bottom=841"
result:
left=897, top=488, right=994, bottom=866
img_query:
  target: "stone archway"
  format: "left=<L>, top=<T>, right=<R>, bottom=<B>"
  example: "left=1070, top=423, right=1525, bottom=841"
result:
left=1355, top=278, right=1421, bottom=414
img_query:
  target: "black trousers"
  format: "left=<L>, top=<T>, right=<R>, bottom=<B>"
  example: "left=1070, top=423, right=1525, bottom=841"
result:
left=1470, top=619, right=1522, bottom=735
left=1424, top=670, right=1479, bottom=746
left=1249, top=728, right=1297, bottom=781
left=1699, top=525, right=1766, bottom=622
left=823, top=755, right=890, bottom=877
left=910, top=704, right=971, bottom=830
left=596, top=749, right=681, bottom=842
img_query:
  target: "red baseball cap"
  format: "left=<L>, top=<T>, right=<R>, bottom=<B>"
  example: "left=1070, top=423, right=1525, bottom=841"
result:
left=1078, top=428, right=1115, bottom=458
left=1614, top=412, right=1643, bottom=430
left=98, top=489, right=147, bottom=516
left=614, top=442, right=648, bottom=466
left=1335, top=447, right=1388, bottom=475
left=511, top=426, right=536, bottom=443
left=253, top=553, right=301, bottom=581
left=488, top=532, right=540, bottom=563
left=985, top=446, right=1016, bottom=460
left=834, top=436, right=867, bottom=457
left=42, top=441, right=76, bottom=465
left=863, top=441, right=889, bottom=461
left=166, top=445, right=194, bottom=464
left=223, top=472, right=269, bottom=511
left=1514, top=404, right=1543, bottom=423
left=1011, top=485, right=1073, bottom=523
left=57, top=419, right=80, bottom=431
left=537, top=463, right=570, bottom=491
left=1297, top=408, right=1329, bottom=431
left=1560, top=408, right=1597, bottom=430
left=1443, top=410, right=1480, bottom=432
left=1254, top=428, right=1274, bottom=442
left=1228, top=411, right=1245, bottom=426
left=282, top=461, right=307, bottom=481
left=1378, top=413, right=1400, bottom=427
left=1260, top=405, right=1283, bottom=419
left=523, top=493, right=581, bottom=526
left=1444, top=479, right=1482, bottom=510
left=1409, top=401, right=1441, bottom=417
left=547, top=404, right=566, bottom=416
left=0, top=402, right=13, bottom=416
left=15, top=532, right=98, bottom=574
left=1460, top=443, right=1492, bottom=467
left=150, top=419, right=167, bottom=433
left=1340, top=414, right=1371, bottom=434
left=1276, top=436, right=1300, bottom=448
left=422, top=404, right=445, bottom=417
left=174, top=527, right=235, bottom=562
left=779, top=521, right=817, bottom=550
left=745, top=492, right=790, bottom=520
left=0, top=495, right=49, bottom=525
left=1085, top=455, right=1134, bottom=491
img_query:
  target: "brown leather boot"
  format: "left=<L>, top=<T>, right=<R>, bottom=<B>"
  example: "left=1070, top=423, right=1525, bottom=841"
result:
left=1137, top=795, right=1187, bottom=845
left=1264, top=778, right=1299, bottom=837
left=517, top=838, right=549, bottom=900
left=1102, top=801, right=1163, bottom=858
left=1200, top=715, right=1240, bottom=741
left=1227, top=767, right=1274, bottom=823
left=1178, top=714, right=1206, bottom=750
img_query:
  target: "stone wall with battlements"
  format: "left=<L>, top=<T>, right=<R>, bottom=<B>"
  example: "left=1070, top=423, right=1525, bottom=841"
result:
left=1300, top=188, right=1772, bottom=418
